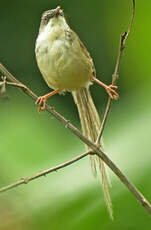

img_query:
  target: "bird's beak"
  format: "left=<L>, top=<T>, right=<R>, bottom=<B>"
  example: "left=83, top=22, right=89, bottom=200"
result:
left=53, top=6, right=63, bottom=17
left=55, top=6, right=61, bottom=14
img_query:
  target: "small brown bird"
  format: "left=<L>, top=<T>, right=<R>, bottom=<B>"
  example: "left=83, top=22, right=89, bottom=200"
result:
left=35, top=6, right=118, bottom=218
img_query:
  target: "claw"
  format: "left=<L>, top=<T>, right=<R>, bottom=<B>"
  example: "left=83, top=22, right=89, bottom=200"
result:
left=35, top=89, right=61, bottom=113
left=91, top=77, right=119, bottom=100
left=106, top=84, right=119, bottom=100
left=36, top=96, right=47, bottom=113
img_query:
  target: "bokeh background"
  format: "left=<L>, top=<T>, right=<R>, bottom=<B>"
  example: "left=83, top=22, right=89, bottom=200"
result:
left=0, top=0, right=151, bottom=229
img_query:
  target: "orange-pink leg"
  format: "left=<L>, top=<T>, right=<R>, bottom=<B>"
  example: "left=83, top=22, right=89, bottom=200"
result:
left=36, top=89, right=61, bottom=113
left=91, top=76, right=119, bottom=100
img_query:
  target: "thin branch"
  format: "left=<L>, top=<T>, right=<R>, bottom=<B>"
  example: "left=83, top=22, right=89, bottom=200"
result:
left=0, top=151, right=90, bottom=193
left=0, top=63, right=151, bottom=216
left=0, top=76, right=27, bottom=98
left=5, top=81, right=27, bottom=89
left=96, top=0, right=135, bottom=144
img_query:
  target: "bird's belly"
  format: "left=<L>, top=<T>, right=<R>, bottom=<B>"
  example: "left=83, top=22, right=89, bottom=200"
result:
left=36, top=39, right=91, bottom=91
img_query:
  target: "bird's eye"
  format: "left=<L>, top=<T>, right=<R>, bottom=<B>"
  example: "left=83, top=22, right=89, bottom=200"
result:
left=45, top=16, right=49, bottom=21
left=59, top=9, right=64, bottom=16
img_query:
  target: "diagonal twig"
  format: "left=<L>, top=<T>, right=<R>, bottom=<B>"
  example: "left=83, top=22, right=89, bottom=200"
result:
left=0, top=151, right=90, bottom=193
left=96, top=0, right=135, bottom=144
left=0, top=62, right=151, bottom=216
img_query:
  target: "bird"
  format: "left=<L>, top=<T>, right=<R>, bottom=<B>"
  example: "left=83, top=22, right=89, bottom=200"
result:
left=35, top=6, right=118, bottom=218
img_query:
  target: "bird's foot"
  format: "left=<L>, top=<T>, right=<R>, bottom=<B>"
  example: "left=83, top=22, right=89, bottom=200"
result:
left=91, top=77, right=119, bottom=100
left=36, top=96, right=47, bottom=113
left=35, top=89, right=60, bottom=113
left=105, top=84, right=119, bottom=100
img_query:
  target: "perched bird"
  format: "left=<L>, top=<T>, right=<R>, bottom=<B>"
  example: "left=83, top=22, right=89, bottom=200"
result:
left=35, top=6, right=118, bottom=218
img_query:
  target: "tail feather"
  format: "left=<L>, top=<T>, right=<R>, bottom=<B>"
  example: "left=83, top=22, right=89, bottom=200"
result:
left=72, top=87, right=113, bottom=219
left=99, top=158, right=113, bottom=219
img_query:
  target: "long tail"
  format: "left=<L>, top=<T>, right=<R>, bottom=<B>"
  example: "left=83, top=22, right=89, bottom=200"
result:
left=72, top=87, right=113, bottom=219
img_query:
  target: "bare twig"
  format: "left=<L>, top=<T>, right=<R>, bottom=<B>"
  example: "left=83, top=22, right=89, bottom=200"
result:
left=4, top=81, right=27, bottom=89
left=0, top=76, right=27, bottom=98
left=0, top=151, right=90, bottom=193
left=96, top=0, right=135, bottom=144
left=0, top=62, right=151, bottom=216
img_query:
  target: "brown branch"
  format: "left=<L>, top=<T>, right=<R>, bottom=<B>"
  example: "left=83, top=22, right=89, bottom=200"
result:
left=96, top=0, right=135, bottom=144
left=0, top=150, right=90, bottom=193
left=0, top=63, right=151, bottom=216
left=0, top=76, right=27, bottom=98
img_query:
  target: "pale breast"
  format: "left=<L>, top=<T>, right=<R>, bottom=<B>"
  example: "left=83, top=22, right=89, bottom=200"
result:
left=35, top=22, right=92, bottom=91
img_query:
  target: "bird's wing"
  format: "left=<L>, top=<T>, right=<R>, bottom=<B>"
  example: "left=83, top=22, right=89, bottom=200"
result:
left=66, top=29, right=96, bottom=77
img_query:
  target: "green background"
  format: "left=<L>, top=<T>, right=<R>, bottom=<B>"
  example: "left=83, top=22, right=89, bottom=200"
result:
left=0, top=0, right=151, bottom=229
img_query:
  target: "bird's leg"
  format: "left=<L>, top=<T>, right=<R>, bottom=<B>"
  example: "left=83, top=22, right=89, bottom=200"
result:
left=91, top=76, right=119, bottom=100
left=36, top=89, right=61, bottom=113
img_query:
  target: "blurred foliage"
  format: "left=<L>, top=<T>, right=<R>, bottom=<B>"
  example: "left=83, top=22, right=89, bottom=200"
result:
left=0, top=0, right=151, bottom=229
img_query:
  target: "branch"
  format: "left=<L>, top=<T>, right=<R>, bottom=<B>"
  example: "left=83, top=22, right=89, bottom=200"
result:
left=0, top=151, right=90, bottom=193
left=96, top=0, right=135, bottom=144
left=0, top=62, right=151, bottom=216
